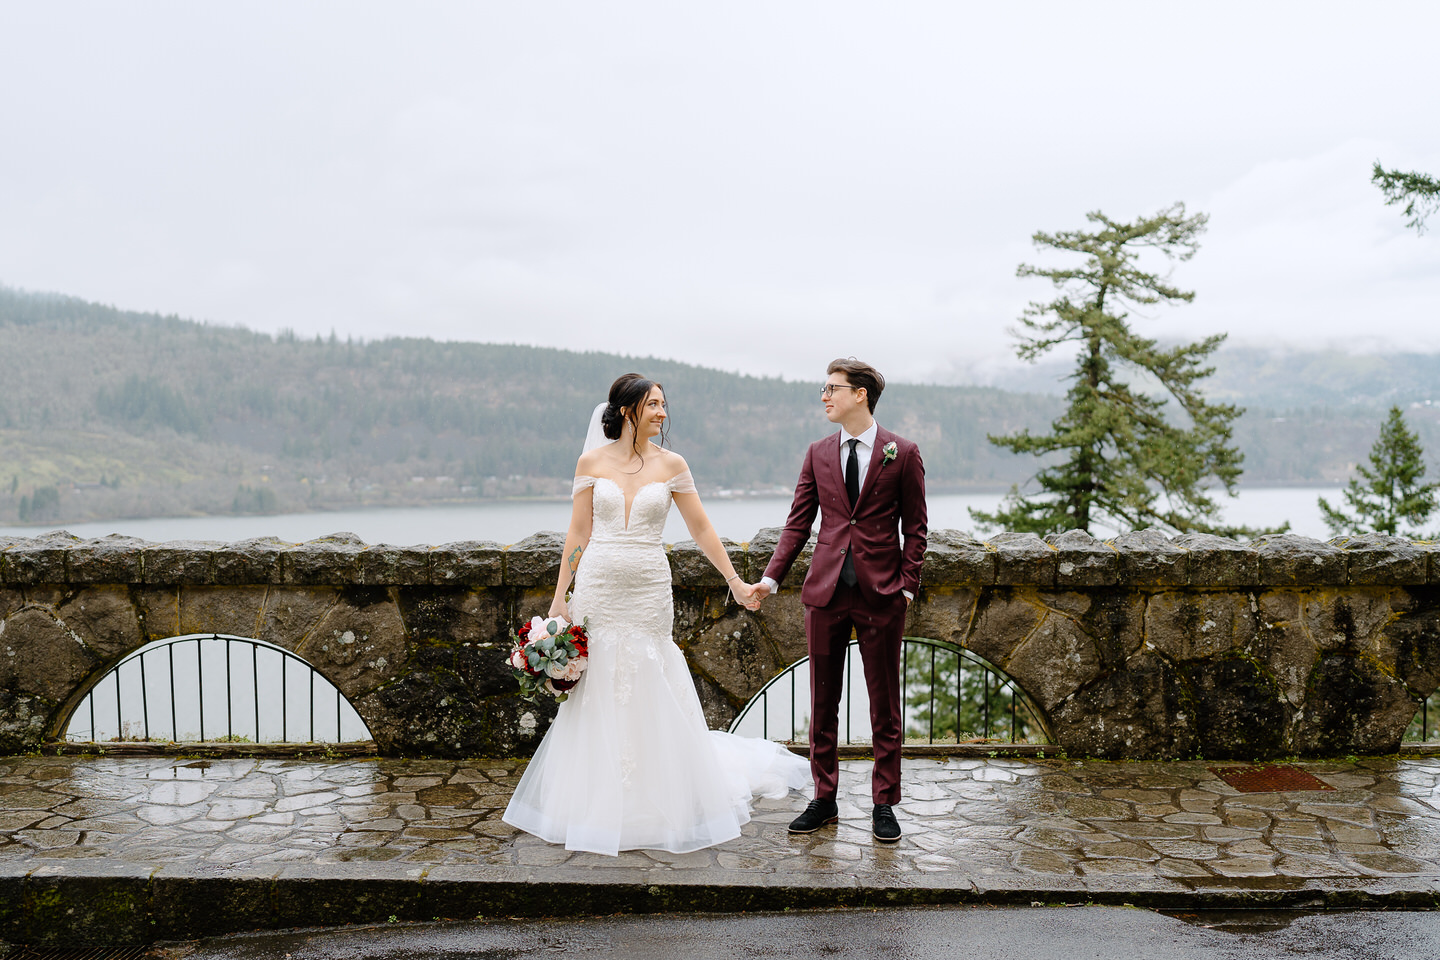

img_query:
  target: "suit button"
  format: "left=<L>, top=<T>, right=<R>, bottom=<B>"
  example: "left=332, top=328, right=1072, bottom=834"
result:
left=850, top=519, right=856, bottom=525
left=840, top=548, right=846, bottom=554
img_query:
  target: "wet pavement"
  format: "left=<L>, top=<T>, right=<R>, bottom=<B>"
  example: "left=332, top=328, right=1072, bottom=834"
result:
left=166, top=906, right=1440, bottom=960
left=6, top=754, right=1440, bottom=945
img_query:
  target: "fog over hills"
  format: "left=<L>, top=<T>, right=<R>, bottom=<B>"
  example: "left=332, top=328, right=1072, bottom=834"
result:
left=1, top=287, right=1436, bottom=527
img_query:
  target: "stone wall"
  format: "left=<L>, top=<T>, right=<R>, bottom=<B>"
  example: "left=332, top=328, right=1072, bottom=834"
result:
left=1, top=528, right=1438, bottom=760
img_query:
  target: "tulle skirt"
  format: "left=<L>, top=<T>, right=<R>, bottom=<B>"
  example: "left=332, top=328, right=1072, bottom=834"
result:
left=503, top=616, right=809, bottom=856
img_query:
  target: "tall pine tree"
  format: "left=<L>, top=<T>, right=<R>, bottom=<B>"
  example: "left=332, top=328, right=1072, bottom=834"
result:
left=972, top=204, right=1260, bottom=537
left=1319, top=405, right=1438, bottom=538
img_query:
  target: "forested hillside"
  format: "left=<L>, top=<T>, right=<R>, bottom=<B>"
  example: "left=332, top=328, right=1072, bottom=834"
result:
left=0, top=288, right=1058, bottom=524
left=3, top=287, right=1437, bottom=527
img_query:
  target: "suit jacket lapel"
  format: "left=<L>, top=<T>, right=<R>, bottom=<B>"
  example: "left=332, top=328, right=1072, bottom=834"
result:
left=854, top=425, right=890, bottom=511
left=820, top=432, right=846, bottom=508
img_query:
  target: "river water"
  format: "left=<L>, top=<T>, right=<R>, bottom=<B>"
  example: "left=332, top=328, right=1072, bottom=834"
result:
left=0, top=486, right=1347, bottom=545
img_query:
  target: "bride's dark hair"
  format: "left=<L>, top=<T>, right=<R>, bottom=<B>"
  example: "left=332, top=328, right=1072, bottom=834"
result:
left=603, top=373, right=667, bottom=463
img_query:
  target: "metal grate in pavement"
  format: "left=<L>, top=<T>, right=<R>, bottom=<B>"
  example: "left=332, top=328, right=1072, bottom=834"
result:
left=1210, top=764, right=1336, bottom=793
left=3, top=947, right=159, bottom=960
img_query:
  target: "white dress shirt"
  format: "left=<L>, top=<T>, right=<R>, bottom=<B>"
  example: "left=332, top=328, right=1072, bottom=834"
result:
left=838, top=421, right=878, bottom=493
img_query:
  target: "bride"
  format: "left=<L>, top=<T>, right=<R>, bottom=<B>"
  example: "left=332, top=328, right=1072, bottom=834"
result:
left=503, top=373, right=809, bottom=855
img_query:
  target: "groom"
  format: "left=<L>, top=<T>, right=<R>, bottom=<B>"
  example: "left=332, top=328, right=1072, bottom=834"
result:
left=754, top=358, right=927, bottom=843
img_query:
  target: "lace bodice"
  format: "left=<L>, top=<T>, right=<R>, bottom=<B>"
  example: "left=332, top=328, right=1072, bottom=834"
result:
left=573, top=470, right=696, bottom=542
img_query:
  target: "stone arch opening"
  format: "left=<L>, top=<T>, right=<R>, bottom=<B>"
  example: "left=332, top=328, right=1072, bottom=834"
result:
left=59, top=633, right=373, bottom=745
left=728, top=636, right=1052, bottom=748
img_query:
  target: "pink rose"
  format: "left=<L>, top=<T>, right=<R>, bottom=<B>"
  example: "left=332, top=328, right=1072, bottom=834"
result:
left=561, top=657, right=585, bottom=682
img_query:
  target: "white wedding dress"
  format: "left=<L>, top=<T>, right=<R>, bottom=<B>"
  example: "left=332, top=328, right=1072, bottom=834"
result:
left=503, top=470, right=809, bottom=855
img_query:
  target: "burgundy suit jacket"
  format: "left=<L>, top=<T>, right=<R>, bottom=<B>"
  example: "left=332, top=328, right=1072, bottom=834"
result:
left=763, top=426, right=927, bottom=608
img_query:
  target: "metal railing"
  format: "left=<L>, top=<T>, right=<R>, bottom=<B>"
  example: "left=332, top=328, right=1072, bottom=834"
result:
left=1407, top=693, right=1439, bottom=742
left=727, top=636, right=1049, bottom=746
left=64, top=633, right=371, bottom=744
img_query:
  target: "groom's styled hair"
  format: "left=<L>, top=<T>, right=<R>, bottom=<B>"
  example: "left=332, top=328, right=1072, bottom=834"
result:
left=827, top=358, right=885, bottom=413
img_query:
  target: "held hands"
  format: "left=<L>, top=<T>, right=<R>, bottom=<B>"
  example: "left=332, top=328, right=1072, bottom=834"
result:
left=729, top=580, right=763, bottom=611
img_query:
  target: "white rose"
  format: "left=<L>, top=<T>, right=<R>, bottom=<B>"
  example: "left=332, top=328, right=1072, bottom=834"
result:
left=531, top=615, right=568, bottom=638
left=544, top=658, right=568, bottom=679
left=508, top=648, right=527, bottom=670
left=561, top=658, right=585, bottom=682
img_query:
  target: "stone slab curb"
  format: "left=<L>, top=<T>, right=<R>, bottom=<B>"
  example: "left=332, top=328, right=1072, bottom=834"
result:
left=5, top=865, right=1440, bottom=947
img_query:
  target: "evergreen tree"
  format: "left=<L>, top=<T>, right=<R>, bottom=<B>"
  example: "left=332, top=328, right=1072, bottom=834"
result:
left=1373, top=162, right=1440, bottom=235
left=1319, top=405, right=1438, bottom=538
left=972, top=204, right=1260, bottom=537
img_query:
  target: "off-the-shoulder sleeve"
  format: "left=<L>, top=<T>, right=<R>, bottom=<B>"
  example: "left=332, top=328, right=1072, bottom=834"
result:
left=667, top=470, right=697, bottom=495
left=572, top=475, right=598, bottom=498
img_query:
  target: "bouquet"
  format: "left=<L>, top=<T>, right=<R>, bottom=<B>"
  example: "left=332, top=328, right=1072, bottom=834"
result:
left=506, top=615, right=590, bottom=702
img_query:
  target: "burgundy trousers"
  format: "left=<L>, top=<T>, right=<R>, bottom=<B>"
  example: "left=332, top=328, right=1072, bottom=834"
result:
left=804, top=583, right=907, bottom=805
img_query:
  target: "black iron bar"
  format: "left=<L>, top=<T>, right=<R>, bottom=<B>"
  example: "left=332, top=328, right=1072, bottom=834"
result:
left=252, top=643, right=260, bottom=742
left=956, top=653, right=963, bottom=741
left=197, top=638, right=205, bottom=742
left=928, top=645, right=936, bottom=743
left=900, top=640, right=908, bottom=737
left=140, top=653, right=150, bottom=741
left=790, top=666, right=796, bottom=742
left=282, top=651, right=289, bottom=742
left=89, top=687, right=95, bottom=742
left=982, top=668, right=990, bottom=739
left=1011, top=687, right=1017, bottom=742
left=168, top=644, right=177, bottom=741
left=114, top=670, right=122, bottom=742
left=843, top=642, right=852, bottom=745
left=225, top=637, right=233, bottom=742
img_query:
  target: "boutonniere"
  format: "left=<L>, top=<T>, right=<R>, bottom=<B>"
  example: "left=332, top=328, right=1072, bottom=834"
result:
left=881, top=441, right=898, bottom=466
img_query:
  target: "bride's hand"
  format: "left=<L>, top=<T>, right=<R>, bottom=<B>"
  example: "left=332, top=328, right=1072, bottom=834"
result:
left=547, top=598, right=570, bottom=621
left=730, top=581, right=761, bottom=610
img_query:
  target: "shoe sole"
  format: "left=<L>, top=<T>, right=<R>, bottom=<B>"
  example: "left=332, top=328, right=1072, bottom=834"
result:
left=788, top=816, right=839, bottom=834
left=872, top=829, right=902, bottom=844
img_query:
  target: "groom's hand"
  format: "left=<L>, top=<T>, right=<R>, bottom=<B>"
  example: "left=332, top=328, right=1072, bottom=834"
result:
left=752, top=582, right=773, bottom=602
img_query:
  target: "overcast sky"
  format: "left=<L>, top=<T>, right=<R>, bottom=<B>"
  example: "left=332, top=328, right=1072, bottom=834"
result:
left=2, top=1, right=1437, bottom=384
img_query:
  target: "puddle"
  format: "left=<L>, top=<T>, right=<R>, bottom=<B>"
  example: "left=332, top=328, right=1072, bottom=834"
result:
left=1160, top=909, right=1310, bottom=933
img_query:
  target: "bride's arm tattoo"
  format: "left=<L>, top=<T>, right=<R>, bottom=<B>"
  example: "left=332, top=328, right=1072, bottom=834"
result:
left=567, top=544, right=584, bottom=573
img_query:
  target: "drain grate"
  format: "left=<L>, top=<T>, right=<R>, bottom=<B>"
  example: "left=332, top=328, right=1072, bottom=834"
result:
left=1210, top=764, right=1336, bottom=793
left=3, top=947, right=159, bottom=960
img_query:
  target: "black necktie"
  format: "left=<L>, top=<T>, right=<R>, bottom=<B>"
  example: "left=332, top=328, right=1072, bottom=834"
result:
left=841, top=438, right=860, bottom=586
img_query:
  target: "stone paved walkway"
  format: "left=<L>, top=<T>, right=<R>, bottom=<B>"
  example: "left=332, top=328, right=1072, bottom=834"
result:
left=7, top=754, right=1440, bottom=878
left=6, top=754, right=1440, bottom=945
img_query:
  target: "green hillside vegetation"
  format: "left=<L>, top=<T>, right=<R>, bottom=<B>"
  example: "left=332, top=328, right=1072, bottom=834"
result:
left=3, top=286, right=1437, bottom=528
left=0, top=287, right=1059, bottom=525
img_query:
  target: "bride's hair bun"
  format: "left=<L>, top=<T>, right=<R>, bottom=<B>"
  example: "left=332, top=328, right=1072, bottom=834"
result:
left=604, top=372, right=664, bottom=443
left=600, top=401, right=625, bottom=440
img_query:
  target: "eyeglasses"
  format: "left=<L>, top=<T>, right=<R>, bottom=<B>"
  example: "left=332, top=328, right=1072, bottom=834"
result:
left=821, top=383, right=858, bottom=399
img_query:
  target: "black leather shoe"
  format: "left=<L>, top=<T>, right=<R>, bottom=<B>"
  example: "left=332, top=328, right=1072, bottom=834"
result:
left=872, top=803, right=902, bottom=843
left=788, top=798, right=840, bottom=834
